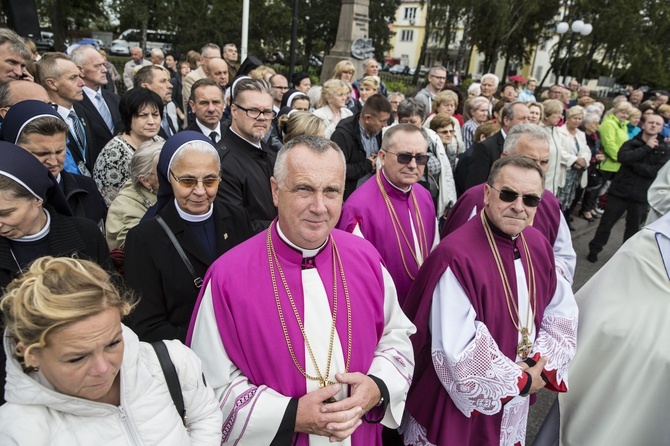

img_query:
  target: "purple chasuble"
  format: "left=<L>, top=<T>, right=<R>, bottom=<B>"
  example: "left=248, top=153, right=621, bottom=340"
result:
left=402, top=214, right=557, bottom=445
left=441, top=183, right=561, bottom=246
left=338, top=172, right=436, bottom=306
left=187, top=222, right=388, bottom=445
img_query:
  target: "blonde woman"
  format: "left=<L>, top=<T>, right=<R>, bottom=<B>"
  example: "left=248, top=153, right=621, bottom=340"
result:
left=332, top=60, right=356, bottom=108
left=313, top=79, right=353, bottom=137
left=0, top=256, right=223, bottom=444
left=425, top=90, right=464, bottom=151
left=277, top=110, right=326, bottom=142
left=556, top=106, right=591, bottom=223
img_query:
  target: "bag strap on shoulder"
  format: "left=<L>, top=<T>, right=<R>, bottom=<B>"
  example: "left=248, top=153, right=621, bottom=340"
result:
left=151, top=340, right=186, bottom=425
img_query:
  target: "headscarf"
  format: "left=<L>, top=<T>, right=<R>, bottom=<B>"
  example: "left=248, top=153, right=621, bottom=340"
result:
left=143, top=131, right=214, bottom=220
left=1, top=100, right=62, bottom=144
left=0, top=141, right=72, bottom=216
left=280, top=89, right=303, bottom=109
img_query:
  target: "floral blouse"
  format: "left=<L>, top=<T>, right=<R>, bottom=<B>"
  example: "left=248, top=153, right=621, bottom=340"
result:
left=93, top=135, right=164, bottom=206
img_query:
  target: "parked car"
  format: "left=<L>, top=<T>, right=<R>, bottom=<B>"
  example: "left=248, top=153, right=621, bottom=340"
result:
left=389, top=64, right=409, bottom=75
left=110, top=29, right=174, bottom=56
left=35, top=32, right=54, bottom=52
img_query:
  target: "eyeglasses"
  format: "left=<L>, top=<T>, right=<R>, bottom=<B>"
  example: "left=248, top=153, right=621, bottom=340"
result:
left=437, top=129, right=455, bottom=135
left=170, top=170, right=221, bottom=189
left=234, top=103, right=276, bottom=120
left=489, top=185, right=542, bottom=207
left=431, top=75, right=447, bottom=81
left=383, top=150, right=429, bottom=165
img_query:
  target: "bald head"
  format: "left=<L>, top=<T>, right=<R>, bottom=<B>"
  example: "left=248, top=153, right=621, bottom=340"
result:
left=0, top=80, right=50, bottom=118
left=206, top=58, right=229, bottom=88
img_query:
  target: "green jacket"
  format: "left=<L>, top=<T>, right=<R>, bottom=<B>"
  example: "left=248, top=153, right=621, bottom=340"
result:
left=598, top=113, right=630, bottom=173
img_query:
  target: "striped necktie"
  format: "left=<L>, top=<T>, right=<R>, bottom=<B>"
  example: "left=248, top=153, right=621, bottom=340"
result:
left=68, top=109, right=86, bottom=152
left=95, top=91, right=114, bottom=132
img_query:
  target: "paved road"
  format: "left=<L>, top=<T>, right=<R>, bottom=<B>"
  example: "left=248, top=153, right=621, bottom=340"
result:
left=525, top=211, right=627, bottom=445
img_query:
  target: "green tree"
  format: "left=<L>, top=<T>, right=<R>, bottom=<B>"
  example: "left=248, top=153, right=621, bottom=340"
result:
left=369, top=0, right=401, bottom=62
left=36, top=0, right=110, bottom=50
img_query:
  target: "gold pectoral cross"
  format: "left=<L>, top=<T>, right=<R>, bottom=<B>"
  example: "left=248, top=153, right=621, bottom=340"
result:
left=517, top=328, right=533, bottom=359
left=320, top=379, right=338, bottom=404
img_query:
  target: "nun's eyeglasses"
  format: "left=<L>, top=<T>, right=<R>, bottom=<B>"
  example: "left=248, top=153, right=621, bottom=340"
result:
left=170, top=171, right=221, bottom=188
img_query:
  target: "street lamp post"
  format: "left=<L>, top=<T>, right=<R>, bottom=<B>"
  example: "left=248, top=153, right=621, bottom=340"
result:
left=556, top=20, right=592, bottom=84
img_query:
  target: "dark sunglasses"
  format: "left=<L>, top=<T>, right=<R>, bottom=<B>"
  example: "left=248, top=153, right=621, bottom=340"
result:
left=489, top=185, right=542, bottom=207
left=383, top=150, right=429, bottom=165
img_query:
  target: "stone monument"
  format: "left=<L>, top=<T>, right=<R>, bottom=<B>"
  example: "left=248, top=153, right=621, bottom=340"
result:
left=319, top=0, right=375, bottom=84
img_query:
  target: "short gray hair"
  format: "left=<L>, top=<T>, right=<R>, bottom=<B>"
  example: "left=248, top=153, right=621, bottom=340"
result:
left=583, top=113, right=600, bottom=125
left=363, top=58, right=378, bottom=69
left=0, top=28, right=30, bottom=62
left=468, top=96, right=489, bottom=114
left=233, top=77, right=272, bottom=102
left=130, top=140, right=163, bottom=189
left=69, top=45, right=98, bottom=67
left=428, top=66, right=446, bottom=76
left=200, top=43, right=221, bottom=56
left=274, top=135, right=345, bottom=187
left=397, top=98, right=426, bottom=120
left=488, top=155, right=544, bottom=188
left=503, top=124, right=550, bottom=154
left=481, top=73, right=499, bottom=87
left=150, top=48, right=164, bottom=60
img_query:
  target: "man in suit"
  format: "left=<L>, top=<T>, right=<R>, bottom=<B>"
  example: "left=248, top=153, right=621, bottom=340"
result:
left=331, top=93, right=392, bottom=199
left=352, top=58, right=387, bottom=98
left=182, top=43, right=221, bottom=116
left=134, top=65, right=177, bottom=139
left=185, top=78, right=225, bottom=144
left=69, top=44, right=121, bottom=169
left=37, top=52, right=95, bottom=176
left=463, top=101, right=530, bottom=191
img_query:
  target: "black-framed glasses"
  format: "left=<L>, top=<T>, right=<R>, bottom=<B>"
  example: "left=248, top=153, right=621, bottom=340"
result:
left=383, top=150, right=429, bottom=165
left=233, top=103, right=276, bottom=120
left=489, top=185, right=542, bottom=207
left=170, top=170, right=221, bottom=189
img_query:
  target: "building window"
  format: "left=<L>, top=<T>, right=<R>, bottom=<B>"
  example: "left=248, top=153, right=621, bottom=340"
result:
left=400, top=30, right=414, bottom=42
left=535, top=66, right=543, bottom=80
left=404, top=7, right=417, bottom=20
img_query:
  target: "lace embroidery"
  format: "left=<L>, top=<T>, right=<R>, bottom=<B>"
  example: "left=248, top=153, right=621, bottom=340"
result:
left=500, top=396, right=529, bottom=446
left=432, top=324, right=522, bottom=416
left=399, top=412, right=436, bottom=446
left=221, top=387, right=257, bottom=443
left=532, top=315, right=578, bottom=384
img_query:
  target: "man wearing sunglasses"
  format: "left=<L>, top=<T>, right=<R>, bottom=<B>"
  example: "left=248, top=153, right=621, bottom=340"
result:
left=402, top=155, right=578, bottom=446
left=442, top=124, right=576, bottom=285
left=338, top=124, right=439, bottom=305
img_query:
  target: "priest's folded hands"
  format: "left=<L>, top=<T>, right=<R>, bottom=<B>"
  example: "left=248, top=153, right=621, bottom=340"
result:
left=296, top=372, right=382, bottom=442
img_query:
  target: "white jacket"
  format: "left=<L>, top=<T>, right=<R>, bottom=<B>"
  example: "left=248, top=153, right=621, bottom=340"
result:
left=0, top=325, right=222, bottom=445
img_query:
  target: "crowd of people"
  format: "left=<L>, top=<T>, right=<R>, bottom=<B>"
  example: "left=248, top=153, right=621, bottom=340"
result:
left=0, top=25, right=668, bottom=445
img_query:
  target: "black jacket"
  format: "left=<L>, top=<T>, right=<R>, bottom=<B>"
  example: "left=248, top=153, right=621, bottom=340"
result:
left=217, top=128, right=277, bottom=232
left=75, top=90, right=122, bottom=169
left=60, top=171, right=108, bottom=226
left=608, top=134, right=670, bottom=203
left=463, top=131, right=505, bottom=191
left=124, top=200, right=253, bottom=343
left=331, top=114, right=379, bottom=200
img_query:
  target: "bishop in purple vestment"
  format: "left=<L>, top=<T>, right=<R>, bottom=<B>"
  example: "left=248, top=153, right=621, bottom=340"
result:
left=338, top=124, right=439, bottom=305
left=443, top=123, right=576, bottom=283
left=187, top=136, right=415, bottom=446
left=401, top=156, right=578, bottom=446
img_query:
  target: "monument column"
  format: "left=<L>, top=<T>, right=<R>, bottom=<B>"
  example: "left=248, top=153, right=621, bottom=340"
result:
left=319, top=0, right=374, bottom=83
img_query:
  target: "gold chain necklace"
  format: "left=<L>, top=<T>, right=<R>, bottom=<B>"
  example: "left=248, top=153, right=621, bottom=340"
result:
left=266, top=225, right=352, bottom=398
left=480, top=211, right=537, bottom=359
left=376, top=171, right=429, bottom=280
